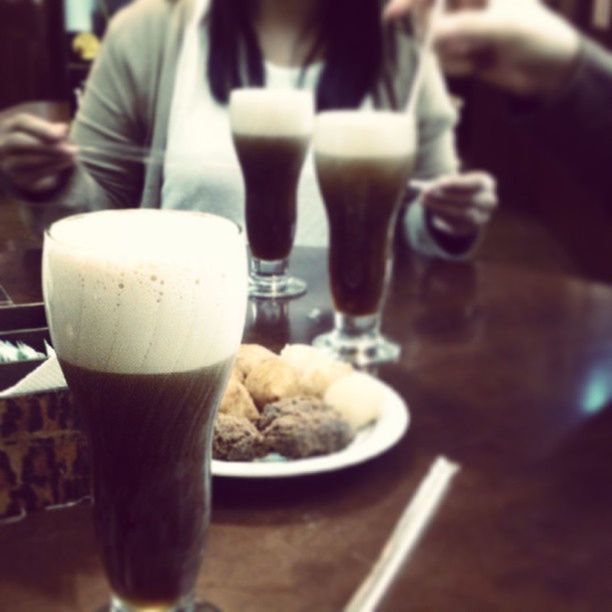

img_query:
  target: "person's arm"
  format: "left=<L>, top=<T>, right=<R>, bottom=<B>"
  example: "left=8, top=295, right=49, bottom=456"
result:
left=19, top=5, right=151, bottom=232
left=384, top=0, right=581, bottom=101
left=509, top=38, right=612, bottom=199
left=401, top=42, right=497, bottom=259
left=385, top=1, right=612, bottom=197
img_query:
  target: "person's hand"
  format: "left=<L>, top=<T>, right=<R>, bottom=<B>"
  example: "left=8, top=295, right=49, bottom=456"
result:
left=0, top=114, right=77, bottom=195
left=384, top=0, right=581, bottom=99
left=420, top=171, right=497, bottom=238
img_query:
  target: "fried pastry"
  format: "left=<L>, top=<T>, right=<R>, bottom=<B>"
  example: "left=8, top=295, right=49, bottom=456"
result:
left=234, top=344, right=276, bottom=382
left=244, top=357, right=300, bottom=408
left=280, top=344, right=352, bottom=397
left=259, top=396, right=354, bottom=459
left=219, top=374, right=259, bottom=421
left=213, top=413, right=266, bottom=462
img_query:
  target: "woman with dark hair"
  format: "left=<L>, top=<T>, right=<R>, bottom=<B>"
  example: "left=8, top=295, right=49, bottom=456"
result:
left=0, top=0, right=497, bottom=257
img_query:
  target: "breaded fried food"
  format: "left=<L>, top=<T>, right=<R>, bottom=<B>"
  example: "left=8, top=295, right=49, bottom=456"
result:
left=213, top=413, right=266, bottom=461
left=324, top=372, right=384, bottom=431
left=257, top=395, right=327, bottom=429
left=280, top=344, right=352, bottom=397
left=244, top=357, right=300, bottom=408
left=234, top=344, right=276, bottom=382
left=219, top=374, right=259, bottom=421
left=259, top=396, right=354, bottom=459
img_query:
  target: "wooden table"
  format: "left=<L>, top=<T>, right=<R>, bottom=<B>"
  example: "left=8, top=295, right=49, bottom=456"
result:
left=1, top=246, right=612, bottom=611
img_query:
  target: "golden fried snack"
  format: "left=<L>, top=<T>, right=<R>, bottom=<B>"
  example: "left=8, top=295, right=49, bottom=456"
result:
left=213, top=414, right=266, bottom=462
left=244, top=357, right=300, bottom=408
left=218, top=374, right=259, bottom=421
left=280, top=344, right=352, bottom=397
left=234, top=344, right=276, bottom=382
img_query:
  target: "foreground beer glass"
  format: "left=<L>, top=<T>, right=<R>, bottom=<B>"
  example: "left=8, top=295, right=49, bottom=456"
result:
left=230, top=88, right=314, bottom=299
left=43, top=210, right=247, bottom=611
left=313, top=112, right=416, bottom=366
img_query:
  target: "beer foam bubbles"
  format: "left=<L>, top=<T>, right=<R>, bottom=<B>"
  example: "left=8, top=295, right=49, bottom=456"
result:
left=229, top=89, right=314, bottom=137
left=43, top=210, right=248, bottom=374
left=314, top=111, right=416, bottom=158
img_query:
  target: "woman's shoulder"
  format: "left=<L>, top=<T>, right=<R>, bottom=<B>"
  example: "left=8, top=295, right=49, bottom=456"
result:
left=105, top=0, right=190, bottom=46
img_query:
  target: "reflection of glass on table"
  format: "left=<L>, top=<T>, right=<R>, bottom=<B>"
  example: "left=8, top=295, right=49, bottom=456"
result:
left=43, top=210, right=247, bottom=612
left=312, top=111, right=416, bottom=366
left=230, top=89, right=314, bottom=300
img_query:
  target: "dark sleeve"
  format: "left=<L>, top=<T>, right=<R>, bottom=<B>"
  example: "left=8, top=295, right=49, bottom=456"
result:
left=512, top=38, right=612, bottom=201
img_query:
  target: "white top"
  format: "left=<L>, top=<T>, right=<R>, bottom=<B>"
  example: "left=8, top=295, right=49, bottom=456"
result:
left=162, top=0, right=461, bottom=255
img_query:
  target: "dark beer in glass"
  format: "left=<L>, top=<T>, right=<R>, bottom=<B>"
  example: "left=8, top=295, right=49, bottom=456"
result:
left=43, top=210, right=247, bottom=611
left=313, top=112, right=416, bottom=366
left=230, top=89, right=313, bottom=299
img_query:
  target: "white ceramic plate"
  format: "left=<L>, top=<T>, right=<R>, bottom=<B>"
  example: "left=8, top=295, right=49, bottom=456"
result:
left=211, top=383, right=409, bottom=478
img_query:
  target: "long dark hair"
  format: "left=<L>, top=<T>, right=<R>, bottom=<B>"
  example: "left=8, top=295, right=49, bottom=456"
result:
left=207, top=0, right=393, bottom=111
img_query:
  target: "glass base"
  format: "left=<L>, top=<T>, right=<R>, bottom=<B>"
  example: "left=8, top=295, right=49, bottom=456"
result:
left=312, top=313, right=400, bottom=367
left=104, top=597, right=220, bottom=612
left=249, top=275, right=307, bottom=299
left=249, top=257, right=306, bottom=299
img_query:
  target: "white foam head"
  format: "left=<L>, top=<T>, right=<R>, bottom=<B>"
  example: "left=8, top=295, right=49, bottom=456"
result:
left=43, top=210, right=248, bottom=374
left=314, top=111, right=416, bottom=158
left=229, top=88, right=314, bottom=137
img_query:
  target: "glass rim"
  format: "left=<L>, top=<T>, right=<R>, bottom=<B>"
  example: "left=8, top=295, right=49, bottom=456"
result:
left=45, top=209, right=244, bottom=250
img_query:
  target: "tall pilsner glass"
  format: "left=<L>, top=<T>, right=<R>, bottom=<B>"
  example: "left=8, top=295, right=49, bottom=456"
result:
left=230, top=89, right=313, bottom=299
left=43, top=210, right=247, bottom=611
left=313, top=112, right=416, bottom=366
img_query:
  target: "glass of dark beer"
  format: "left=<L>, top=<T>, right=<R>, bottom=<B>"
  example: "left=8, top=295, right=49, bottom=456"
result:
left=230, top=88, right=314, bottom=299
left=43, top=210, right=247, bottom=611
left=313, top=111, right=416, bottom=366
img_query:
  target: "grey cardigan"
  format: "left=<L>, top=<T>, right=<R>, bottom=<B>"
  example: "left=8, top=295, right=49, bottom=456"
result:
left=24, top=0, right=460, bottom=234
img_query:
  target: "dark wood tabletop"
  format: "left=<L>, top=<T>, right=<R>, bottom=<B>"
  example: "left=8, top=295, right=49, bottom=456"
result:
left=1, top=246, right=612, bottom=612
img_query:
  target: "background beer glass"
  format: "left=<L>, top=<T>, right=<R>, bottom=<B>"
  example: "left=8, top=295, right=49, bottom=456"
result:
left=230, top=88, right=313, bottom=299
left=313, top=111, right=416, bottom=366
left=43, top=210, right=247, bottom=612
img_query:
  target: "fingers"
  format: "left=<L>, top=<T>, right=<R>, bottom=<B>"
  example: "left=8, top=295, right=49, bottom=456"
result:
left=383, top=0, right=488, bottom=23
left=427, top=171, right=497, bottom=195
left=422, top=171, right=498, bottom=236
left=0, top=139, right=76, bottom=184
left=383, top=0, right=425, bottom=22
left=3, top=156, right=75, bottom=180
left=425, top=198, right=494, bottom=226
left=13, top=174, right=63, bottom=195
left=4, top=114, right=69, bottom=143
left=424, top=191, right=497, bottom=213
left=433, top=9, right=502, bottom=53
left=0, top=113, right=76, bottom=193
left=446, top=0, right=489, bottom=10
left=0, top=131, right=77, bottom=157
left=428, top=210, right=480, bottom=237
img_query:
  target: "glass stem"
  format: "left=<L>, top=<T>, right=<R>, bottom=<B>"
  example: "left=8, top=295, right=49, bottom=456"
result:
left=111, top=594, right=201, bottom=611
left=249, top=257, right=289, bottom=293
left=250, top=256, right=288, bottom=279
left=334, top=312, right=381, bottom=341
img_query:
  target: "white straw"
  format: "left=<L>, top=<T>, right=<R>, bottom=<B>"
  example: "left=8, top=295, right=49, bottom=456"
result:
left=405, top=0, right=447, bottom=118
left=344, top=456, right=460, bottom=612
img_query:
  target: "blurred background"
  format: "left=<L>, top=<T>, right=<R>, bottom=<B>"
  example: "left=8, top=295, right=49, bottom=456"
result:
left=0, top=0, right=611, bottom=282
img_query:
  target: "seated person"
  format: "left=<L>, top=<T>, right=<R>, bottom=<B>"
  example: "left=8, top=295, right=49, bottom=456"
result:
left=0, top=0, right=498, bottom=258
left=386, top=0, right=612, bottom=200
